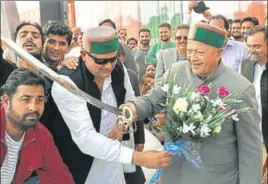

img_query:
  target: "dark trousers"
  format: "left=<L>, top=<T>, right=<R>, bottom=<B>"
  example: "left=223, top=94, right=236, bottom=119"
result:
left=124, top=165, right=146, bottom=184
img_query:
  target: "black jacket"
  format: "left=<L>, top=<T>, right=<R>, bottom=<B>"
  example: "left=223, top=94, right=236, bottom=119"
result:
left=241, top=59, right=268, bottom=152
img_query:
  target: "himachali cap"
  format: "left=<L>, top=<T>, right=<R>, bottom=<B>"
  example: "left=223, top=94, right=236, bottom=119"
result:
left=83, top=26, right=119, bottom=54
left=188, top=23, right=228, bottom=48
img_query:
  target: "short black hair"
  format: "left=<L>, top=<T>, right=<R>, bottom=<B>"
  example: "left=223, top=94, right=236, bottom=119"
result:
left=139, top=28, right=150, bottom=36
left=127, top=37, right=138, bottom=45
left=247, top=25, right=267, bottom=44
left=209, top=14, right=229, bottom=31
left=43, top=21, right=72, bottom=46
left=1, top=68, right=48, bottom=99
left=174, top=24, right=190, bottom=35
left=241, top=17, right=259, bottom=26
left=227, top=19, right=233, bottom=24
left=232, top=19, right=241, bottom=24
left=158, top=23, right=172, bottom=30
left=99, top=19, right=116, bottom=30
left=199, top=20, right=208, bottom=23
left=118, top=28, right=127, bottom=34
left=14, top=21, right=44, bottom=44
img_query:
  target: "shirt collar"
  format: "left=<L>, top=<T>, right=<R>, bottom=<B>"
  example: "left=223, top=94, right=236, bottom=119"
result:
left=225, top=39, right=234, bottom=48
left=177, top=56, right=187, bottom=62
left=255, top=63, right=266, bottom=71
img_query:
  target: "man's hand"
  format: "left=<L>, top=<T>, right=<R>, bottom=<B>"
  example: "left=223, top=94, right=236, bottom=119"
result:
left=132, top=150, right=172, bottom=169
left=188, top=1, right=198, bottom=12
left=60, top=57, right=78, bottom=70
left=136, top=144, right=144, bottom=152
left=202, top=10, right=212, bottom=19
left=108, top=124, right=125, bottom=141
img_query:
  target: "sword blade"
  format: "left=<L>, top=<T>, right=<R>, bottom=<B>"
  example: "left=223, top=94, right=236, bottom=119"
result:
left=1, top=36, right=122, bottom=115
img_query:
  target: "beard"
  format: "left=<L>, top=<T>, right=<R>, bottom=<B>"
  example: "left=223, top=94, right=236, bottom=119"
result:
left=232, top=34, right=242, bottom=39
left=141, top=40, right=150, bottom=45
left=161, top=36, right=170, bottom=42
left=250, top=54, right=261, bottom=63
left=7, top=104, right=41, bottom=130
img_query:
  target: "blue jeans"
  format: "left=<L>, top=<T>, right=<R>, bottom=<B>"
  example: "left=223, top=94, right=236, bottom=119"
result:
left=24, top=176, right=40, bottom=184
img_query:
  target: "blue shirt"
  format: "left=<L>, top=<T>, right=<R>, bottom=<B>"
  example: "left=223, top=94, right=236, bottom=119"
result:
left=176, top=56, right=187, bottom=62
left=222, top=40, right=250, bottom=72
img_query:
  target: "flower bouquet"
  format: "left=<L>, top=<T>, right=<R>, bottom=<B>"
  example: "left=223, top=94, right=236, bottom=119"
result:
left=149, top=75, right=253, bottom=184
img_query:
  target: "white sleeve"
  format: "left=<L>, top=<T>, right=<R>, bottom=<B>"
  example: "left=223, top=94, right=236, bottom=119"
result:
left=51, top=75, right=134, bottom=165
left=123, top=65, right=135, bottom=101
left=183, top=11, right=192, bottom=25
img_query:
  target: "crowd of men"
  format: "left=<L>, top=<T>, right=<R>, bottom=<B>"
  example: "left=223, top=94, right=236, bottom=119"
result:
left=0, top=1, right=267, bottom=184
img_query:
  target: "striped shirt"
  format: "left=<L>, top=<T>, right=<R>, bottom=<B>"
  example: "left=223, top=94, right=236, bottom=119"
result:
left=0, top=132, right=25, bottom=184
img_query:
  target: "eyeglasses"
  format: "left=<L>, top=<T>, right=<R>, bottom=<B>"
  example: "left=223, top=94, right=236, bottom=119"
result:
left=175, top=36, right=188, bottom=41
left=87, top=51, right=118, bottom=65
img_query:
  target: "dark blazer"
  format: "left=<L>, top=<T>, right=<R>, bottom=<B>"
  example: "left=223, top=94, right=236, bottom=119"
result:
left=240, top=58, right=268, bottom=152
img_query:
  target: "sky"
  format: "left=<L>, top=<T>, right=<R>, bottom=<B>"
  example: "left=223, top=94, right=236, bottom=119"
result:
left=12, top=1, right=261, bottom=29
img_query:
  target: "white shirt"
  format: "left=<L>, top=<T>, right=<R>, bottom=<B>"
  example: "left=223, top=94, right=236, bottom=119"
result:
left=253, top=63, right=266, bottom=141
left=0, top=132, right=25, bottom=184
left=51, top=65, right=135, bottom=184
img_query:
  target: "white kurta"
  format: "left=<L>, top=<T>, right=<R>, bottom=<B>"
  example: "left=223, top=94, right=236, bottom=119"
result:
left=52, top=65, right=135, bottom=184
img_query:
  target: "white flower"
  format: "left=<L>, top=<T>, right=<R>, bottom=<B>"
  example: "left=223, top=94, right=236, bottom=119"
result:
left=206, top=114, right=213, bottom=121
left=204, top=96, right=210, bottom=101
left=213, top=126, right=222, bottom=133
left=172, top=85, right=181, bottom=95
left=190, top=92, right=200, bottom=101
left=200, top=124, right=211, bottom=137
left=194, top=111, right=203, bottom=120
left=232, top=114, right=239, bottom=121
left=211, top=98, right=226, bottom=107
left=182, top=123, right=196, bottom=135
left=192, top=104, right=201, bottom=112
left=161, top=84, right=169, bottom=92
left=177, top=127, right=183, bottom=132
left=188, top=109, right=194, bottom=114
left=173, top=98, right=188, bottom=114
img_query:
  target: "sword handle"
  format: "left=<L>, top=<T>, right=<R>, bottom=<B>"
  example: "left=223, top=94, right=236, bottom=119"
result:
left=115, top=105, right=137, bottom=133
left=121, top=106, right=135, bottom=122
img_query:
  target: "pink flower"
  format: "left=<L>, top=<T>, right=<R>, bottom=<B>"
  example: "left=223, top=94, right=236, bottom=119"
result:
left=217, top=86, right=230, bottom=97
left=196, top=85, right=211, bottom=95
